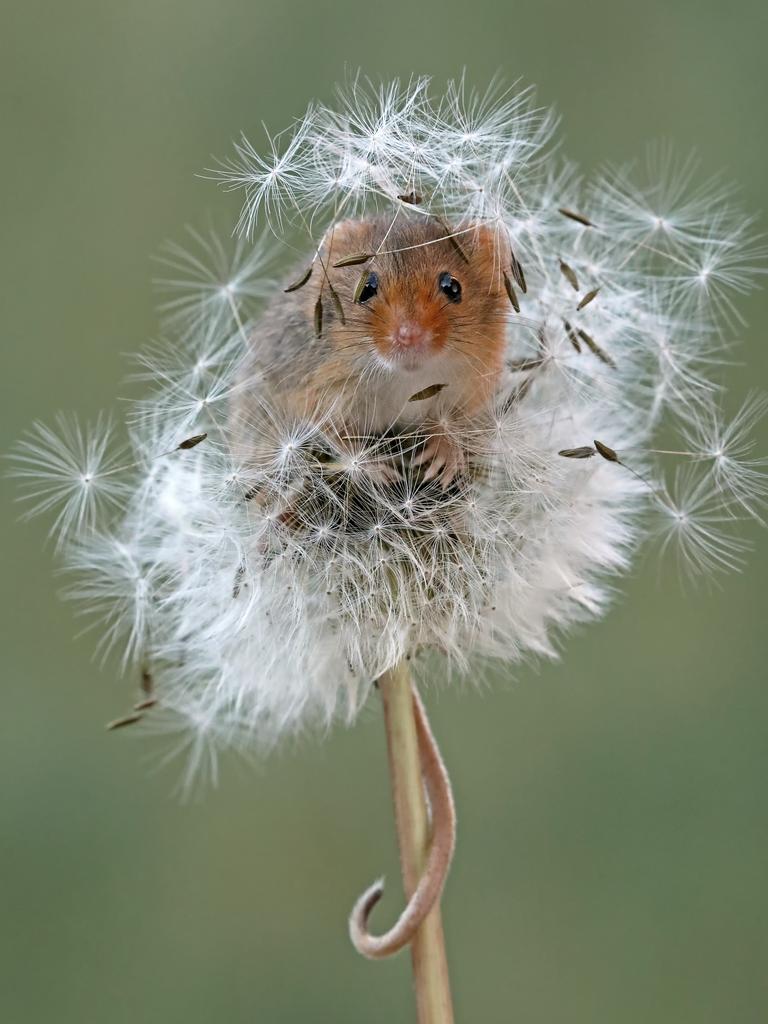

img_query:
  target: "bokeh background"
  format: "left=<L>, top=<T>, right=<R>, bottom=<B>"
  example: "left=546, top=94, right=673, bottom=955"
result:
left=2, top=2, right=767, bottom=1021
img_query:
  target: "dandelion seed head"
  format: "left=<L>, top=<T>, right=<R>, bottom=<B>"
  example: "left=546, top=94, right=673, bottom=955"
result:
left=12, top=75, right=767, bottom=774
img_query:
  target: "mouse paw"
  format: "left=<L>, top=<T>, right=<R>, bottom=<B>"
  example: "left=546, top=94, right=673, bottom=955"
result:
left=412, top=432, right=465, bottom=490
left=362, top=458, right=403, bottom=487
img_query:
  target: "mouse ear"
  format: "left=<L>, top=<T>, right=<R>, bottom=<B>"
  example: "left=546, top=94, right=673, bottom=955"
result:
left=458, top=222, right=511, bottom=296
left=465, top=222, right=502, bottom=256
left=324, top=218, right=374, bottom=262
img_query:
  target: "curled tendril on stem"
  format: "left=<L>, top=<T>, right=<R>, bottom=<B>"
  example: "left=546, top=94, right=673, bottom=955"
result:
left=349, top=682, right=456, bottom=960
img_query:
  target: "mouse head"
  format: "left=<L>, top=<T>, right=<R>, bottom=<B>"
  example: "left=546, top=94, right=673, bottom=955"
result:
left=309, top=215, right=511, bottom=374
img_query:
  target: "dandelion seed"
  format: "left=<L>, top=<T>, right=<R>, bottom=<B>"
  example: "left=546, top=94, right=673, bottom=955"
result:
left=559, top=259, right=579, bottom=291
left=577, top=329, right=616, bottom=368
left=559, top=446, right=596, bottom=459
left=594, top=440, right=620, bottom=463
left=509, top=253, right=527, bottom=293
left=176, top=433, right=208, bottom=451
left=332, top=252, right=374, bottom=268
left=409, top=384, right=448, bottom=402
left=353, top=269, right=373, bottom=304
left=559, top=208, right=593, bottom=226
left=653, top=470, right=750, bottom=578
left=436, top=219, right=470, bottom=263
left=562, top=319, right=582, bottom=353
left=314, top=295, right=323, bottom=336
left=328, top=283, right=346, bottom=324
left=503, top=271, right=521, bottom=312
left=284, top=266, right=313, bottom=292
left=10, top=414, right=127, bottom=549
left=207, top=116, right=315, bottom=236
left=508, top=356, right=545, bottom=372
left=134, top=698, right=158, bottom=711
left=154, top=226, right=274, bottom=331
left=679, top=394, right=768, bottom=520
left=106, top=713, right=143, bottom=731
left=576, top=288, right=600, bottom=310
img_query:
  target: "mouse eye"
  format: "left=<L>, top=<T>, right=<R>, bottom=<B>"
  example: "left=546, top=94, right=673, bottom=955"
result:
left=439, top=272, right=462, bottom=303
left=357, top=271, right=379, bottom=304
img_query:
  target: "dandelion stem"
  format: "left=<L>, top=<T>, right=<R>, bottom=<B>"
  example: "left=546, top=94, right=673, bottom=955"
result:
left=379, top=661, right=455, bottom=1024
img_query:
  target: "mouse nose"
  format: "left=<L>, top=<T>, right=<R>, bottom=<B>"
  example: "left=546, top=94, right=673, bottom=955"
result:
left=394, top=320, right=430, bottom=348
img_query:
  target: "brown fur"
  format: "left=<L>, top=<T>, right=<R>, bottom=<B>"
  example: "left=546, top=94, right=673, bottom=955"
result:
left=234, top=214, right=511, bottom=454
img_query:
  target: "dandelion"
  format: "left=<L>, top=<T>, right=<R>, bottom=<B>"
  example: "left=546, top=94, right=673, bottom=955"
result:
left=12, top=75, right=766, bottom=1023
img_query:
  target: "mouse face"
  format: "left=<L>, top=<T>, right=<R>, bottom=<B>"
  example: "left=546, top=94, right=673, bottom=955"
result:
left=313, top=216, right=511, bottom=377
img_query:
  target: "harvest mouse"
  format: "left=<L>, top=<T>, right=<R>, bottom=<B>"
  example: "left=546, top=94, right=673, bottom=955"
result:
left=235, top=214, right=513, bottom=487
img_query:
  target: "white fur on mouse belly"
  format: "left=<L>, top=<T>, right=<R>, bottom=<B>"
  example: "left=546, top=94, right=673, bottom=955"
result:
left=358, top=349, right=467, bottom=432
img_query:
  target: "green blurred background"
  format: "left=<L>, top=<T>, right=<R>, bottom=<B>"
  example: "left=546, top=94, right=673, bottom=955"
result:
left=2, top=2, right=767, bottom=1021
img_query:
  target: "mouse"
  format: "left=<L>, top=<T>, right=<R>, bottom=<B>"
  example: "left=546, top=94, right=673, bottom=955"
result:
left=234, top=213, right=512, bottom=488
